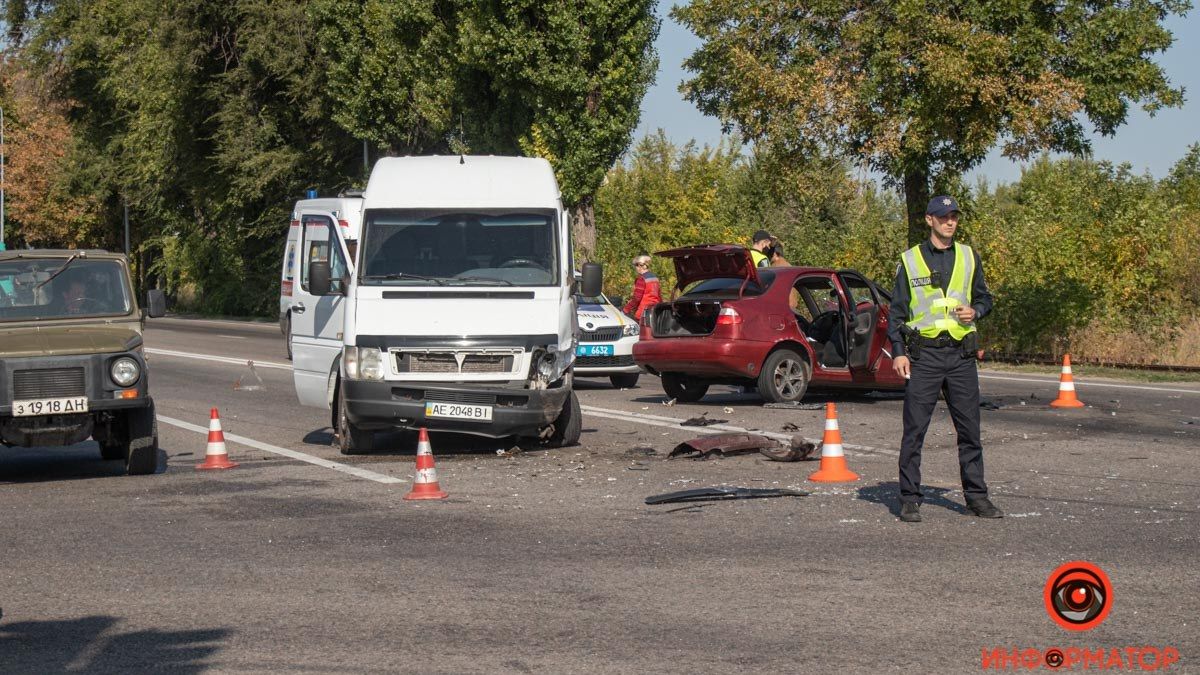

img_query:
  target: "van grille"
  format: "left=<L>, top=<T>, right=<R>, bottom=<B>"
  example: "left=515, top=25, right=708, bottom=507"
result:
left=13, top=368, right=86, bottom=399
left=580, top=327, right=622, bottom=343
left=396, top=352, right=515, bottom=374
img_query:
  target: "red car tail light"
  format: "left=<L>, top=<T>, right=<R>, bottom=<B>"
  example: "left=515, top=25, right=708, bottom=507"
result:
left=716, top=306, right=742, bottom=325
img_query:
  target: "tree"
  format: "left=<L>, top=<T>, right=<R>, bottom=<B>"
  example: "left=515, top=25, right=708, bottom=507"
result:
left=673, top=0, right=1189, bottom=243
left=315, top=0, right=660, bottom=261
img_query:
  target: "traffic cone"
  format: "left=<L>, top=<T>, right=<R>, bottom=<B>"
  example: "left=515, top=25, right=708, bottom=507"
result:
left=808, top=403, right=860, bottom=483
left=404, top=428, right=448, bottom=500
left=1050, top=354, right=1086, bottom=408
left=196, top=407, right=239, bottom=470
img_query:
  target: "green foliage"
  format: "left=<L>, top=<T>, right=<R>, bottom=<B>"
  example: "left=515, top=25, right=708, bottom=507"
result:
left=672, top=0, right=1190, bottom=242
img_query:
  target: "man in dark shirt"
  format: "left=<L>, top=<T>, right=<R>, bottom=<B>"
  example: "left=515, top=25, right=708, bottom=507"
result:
left=887, top=195, right=1003, bottom=523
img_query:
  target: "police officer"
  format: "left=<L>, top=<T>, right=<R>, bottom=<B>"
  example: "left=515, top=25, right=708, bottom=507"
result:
left=749, top=230, right=773, bottom=268
left=887, top=195, right=1003, bottom=523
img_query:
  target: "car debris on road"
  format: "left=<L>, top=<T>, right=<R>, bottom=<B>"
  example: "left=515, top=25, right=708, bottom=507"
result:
left=645, top=486, right=809, bottom=505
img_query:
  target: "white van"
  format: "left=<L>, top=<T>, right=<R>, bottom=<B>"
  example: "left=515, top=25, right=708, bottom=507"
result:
left=279, top=192, right=363, bottom=358
left=290, top=156, right=601, bottom=453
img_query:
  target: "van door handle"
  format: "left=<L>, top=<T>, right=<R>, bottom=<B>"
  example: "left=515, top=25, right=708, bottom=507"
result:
left=292, top=303, right=306, bottom=314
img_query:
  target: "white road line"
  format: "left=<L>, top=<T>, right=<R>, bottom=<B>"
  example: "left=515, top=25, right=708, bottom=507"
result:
left=145, top=346, right=1200, bottom=396
left=217, top=334, right=247, bottom=340
left=145, top=348, right=292, bottom=371
left=157, top=415, right=404, bottom=484
left=581, top=404, right=899, bottom=457
left=979, top=373, right=1200, bottom=395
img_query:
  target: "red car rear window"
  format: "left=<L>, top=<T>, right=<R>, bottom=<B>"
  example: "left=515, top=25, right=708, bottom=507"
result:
left=682, top=270, right=775, bottom=297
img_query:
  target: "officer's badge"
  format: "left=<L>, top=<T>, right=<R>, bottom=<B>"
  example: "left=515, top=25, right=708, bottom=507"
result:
left=911, top=275, right=933, bottom=287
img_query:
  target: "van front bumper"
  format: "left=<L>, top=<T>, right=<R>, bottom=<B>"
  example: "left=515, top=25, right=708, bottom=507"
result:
left=342, top=380, right=570, bottom=439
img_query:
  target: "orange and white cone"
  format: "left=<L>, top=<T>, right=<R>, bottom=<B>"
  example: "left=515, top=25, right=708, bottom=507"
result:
left=196, top=407, right=239, bottom=470
left=808, top=402, right=860, bottom=483
left=1050, top=354, right=1086, bottom=408
left=404, top=428, right=448, bottom=500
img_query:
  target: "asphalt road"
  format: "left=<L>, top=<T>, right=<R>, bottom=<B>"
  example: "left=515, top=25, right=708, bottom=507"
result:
left=2, top=317, right=1198, bottom=673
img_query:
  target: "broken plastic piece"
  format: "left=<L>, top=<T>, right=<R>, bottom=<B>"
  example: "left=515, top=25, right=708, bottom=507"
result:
left=680, top=414, right=728, bottom=427
left=234, top=360, right=265, bottom=391
left=763, top=401, right=822, bottom=410
left=759, top=437, right=818, bottom=462
left=669, top=433, right=776, bottom=460
left=645, top=486, right=809, bottom=505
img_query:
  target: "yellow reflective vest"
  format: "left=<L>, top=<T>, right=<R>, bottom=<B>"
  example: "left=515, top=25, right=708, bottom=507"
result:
left=901, top=242, right=977, bottom=340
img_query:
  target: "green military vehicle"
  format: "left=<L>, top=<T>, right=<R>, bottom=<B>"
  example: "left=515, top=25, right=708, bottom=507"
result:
left=0, top=249, right=166, bottom=475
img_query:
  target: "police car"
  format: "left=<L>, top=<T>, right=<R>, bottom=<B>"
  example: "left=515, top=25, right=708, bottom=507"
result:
left=575, top=293, right=641, bottom=388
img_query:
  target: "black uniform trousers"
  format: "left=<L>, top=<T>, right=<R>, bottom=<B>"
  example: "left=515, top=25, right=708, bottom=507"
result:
left=899, top=344, right=989, bottom=504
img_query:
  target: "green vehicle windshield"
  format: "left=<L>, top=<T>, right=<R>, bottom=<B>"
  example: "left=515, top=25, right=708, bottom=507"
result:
left=0, top=258, right=133, bottom=322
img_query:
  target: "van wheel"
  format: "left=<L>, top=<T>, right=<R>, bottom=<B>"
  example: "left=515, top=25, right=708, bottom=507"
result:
left=545, top=391, right=581, bottom=448
left=609, top=373, right=639, bottom=389
left=758, top=349, right=810, bottom=403
left=285, top=313, right=293, bottom=360
left=338, top=385, right=374, bottom=455
left=662, top=372, right=708, bottom=403
left=124, top=402, right=160, bottom=475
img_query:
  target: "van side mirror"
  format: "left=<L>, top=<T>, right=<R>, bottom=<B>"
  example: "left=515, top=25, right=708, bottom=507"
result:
left=309, top=260, right=333, bottom=296
left=145, top=289, right=167, bottom=318
left=610, top=296, right=624, bottom=309
left=581, top=262, right=602, bottom=298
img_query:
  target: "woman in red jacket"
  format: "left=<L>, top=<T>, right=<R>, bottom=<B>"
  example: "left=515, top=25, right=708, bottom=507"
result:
left=623, top=254, right=661, bottom=321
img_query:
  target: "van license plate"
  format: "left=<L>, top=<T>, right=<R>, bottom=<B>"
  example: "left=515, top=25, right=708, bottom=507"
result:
left=424, top=402, right=493, bottom=422
left=576, top=344, right=614, bottom=357
left=13, top=396, right=90, bottom=417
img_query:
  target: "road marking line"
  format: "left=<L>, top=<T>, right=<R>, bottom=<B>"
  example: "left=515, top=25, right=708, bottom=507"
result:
left=157, top=415, right=404, bottom=484
left=146, top=348, right=292, bottom=370
left=145, top=347, right=1200, bottom=396
left=980, top=373, right=1200, bottom=395
left=217, top=334, right=247, bottom=340
left=580, top=405, right=899, bottom=457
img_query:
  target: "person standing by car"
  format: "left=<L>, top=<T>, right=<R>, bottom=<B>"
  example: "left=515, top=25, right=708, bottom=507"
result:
left=887, top=195, right=1002, bottom=523
left=623, top=254, right=661, bottom=321
left=749, top=230, right=773, bottom=268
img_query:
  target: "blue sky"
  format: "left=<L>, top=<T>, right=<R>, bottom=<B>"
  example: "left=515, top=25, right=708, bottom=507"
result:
left=635, top=4, right=1199, bottom=185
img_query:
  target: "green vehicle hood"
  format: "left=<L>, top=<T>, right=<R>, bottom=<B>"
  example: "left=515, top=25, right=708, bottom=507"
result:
left=0, top=324, right=143, bottom=358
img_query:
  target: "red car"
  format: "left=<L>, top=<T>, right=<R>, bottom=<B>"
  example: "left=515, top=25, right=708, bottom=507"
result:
left=632, top=245, right=906, bottom=403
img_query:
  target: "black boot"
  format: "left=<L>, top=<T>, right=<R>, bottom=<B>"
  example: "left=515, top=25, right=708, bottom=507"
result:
left=899, top=502, right=921, bottom=522
left=966, top=497, right=1004, bottom=518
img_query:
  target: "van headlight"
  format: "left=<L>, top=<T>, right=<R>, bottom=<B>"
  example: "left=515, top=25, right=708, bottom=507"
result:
left=110, top=357, right=140, bottom=387
left=343, top=346, right=359, bottom=379
left=359, top=347, right=385, bottom=380
left=622, top=323, right=639, bottom=337
left=537, top=352, right=556, bottom=379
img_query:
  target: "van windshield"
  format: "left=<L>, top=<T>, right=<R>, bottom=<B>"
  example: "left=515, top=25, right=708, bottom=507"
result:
left=360, top=209, right=559, bottom=286
left=0, top=258, right=133, bottom=322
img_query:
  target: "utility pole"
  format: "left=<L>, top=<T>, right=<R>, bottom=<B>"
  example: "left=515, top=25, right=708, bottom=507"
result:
left=363, top=139, right=369, bottom=174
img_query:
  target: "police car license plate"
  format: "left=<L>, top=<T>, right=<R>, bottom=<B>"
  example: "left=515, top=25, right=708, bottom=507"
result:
left=13, top=396, right=89, bottom=417
left=424, top=401, right=493, bottom=422
left=576, top=344, right=614, bottom=357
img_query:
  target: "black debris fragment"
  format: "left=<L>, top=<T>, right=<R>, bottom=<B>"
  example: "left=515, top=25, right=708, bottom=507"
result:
left=625, top=446, right=658, bottom=456
left=980, top=399, right=1002, bottom=410
left=781, top=422, right=801, bottom=432
left=681, top=413, right=728, bottom=427
left=759, top=437, right=819, bottom=462
left=763, top=401, right=823, bottom=410
left=646, top=486, right=809, bottom=505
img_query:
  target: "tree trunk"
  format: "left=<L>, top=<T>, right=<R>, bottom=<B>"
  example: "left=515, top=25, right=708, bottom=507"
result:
left=571, top=197, right=596, bottom=264
left=903, top=167, right=930, bottom=246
